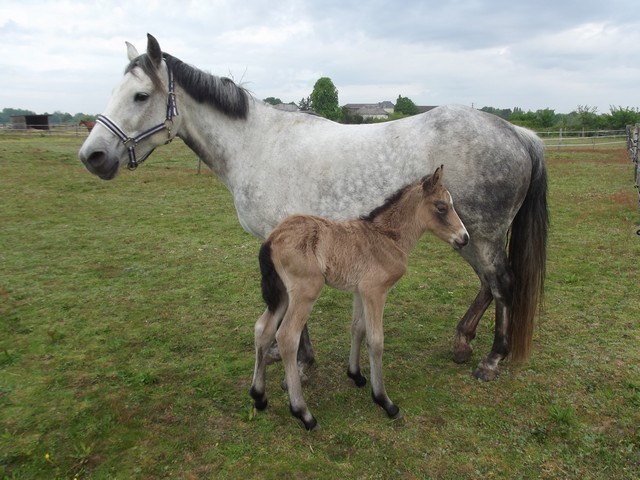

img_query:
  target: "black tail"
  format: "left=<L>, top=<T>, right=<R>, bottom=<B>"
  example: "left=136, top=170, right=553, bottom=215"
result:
left=259, top=241, right=282, bottom=313
left=508, top=128, right=549, bottom=361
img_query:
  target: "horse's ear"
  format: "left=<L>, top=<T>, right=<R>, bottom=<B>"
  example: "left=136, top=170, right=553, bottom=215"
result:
left=126, top=41, right=139, bottom=61
left=146, top=33, right=162, bottom=68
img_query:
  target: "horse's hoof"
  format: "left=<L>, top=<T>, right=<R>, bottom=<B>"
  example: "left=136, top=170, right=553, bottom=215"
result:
left=453, top=344, right=472, bottom=364
left=473, top=364, right=499, bottom=382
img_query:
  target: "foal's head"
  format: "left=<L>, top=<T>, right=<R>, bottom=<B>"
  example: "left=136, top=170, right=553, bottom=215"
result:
left=419, top=165, right=469, bottom=250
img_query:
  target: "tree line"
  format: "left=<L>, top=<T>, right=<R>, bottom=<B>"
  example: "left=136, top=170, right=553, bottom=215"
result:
left=4, top=77, right=639, bottom=132
left=0, top=108, right=94, bottom=125
left=266, top=77, right=640, bottom=131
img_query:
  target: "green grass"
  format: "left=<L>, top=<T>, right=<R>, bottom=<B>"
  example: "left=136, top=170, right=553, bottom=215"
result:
left=1, top=136, right=639, bottom=479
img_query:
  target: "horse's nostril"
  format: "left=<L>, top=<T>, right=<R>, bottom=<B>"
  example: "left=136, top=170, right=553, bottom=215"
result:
left=87, top=150, right=106, bottom=166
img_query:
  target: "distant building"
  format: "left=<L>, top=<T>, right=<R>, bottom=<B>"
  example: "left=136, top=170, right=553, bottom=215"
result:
left=11, top=114, right=51, bottom=130
left=272, top=103, right=300, bottom=112
left=344, top=102, right=438, bottom=120
left=416, top=106, right=438, bottom=114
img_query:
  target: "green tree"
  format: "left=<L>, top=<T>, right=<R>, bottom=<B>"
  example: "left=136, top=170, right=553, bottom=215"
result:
left=263, top=97, right=282, bottom=105
left=606, top=106, right=640, bottom=130
left=395, top=95, right=419, bottom=116
left=536, top=108, right=556, bottom=128
left=0, top=107, right=36, bottom=124
left=310, top=77, right=342, bottom=121
left=576, top=105, right=599, bottom=131
left=298, top=96, right=311, bottom=111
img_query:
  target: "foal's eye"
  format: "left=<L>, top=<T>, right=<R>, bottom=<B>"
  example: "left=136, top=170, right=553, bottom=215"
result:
left=134, top=92, right=150, bottom=103
left=435, top=202, right=448, bottom=215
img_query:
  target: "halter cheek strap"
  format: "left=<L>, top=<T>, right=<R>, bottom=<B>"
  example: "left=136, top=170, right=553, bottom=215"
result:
left=95, top=66, right=179, bottom=171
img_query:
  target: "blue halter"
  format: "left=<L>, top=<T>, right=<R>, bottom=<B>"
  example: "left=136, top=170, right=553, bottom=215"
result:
left=95, top=65, right=178, bottom=170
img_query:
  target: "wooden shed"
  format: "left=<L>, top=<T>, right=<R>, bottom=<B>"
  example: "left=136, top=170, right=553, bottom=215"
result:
left=11, top=114, right=51, bottom=131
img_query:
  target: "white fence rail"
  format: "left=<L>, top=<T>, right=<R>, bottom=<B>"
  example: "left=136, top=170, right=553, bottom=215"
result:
left=539, top=129, right=628, bottom=149
left=0, top=123, right=92, bottom=136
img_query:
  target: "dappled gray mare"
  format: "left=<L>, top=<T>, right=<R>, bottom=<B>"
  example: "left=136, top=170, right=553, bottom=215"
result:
left=79, top=34, right=548, bottom=381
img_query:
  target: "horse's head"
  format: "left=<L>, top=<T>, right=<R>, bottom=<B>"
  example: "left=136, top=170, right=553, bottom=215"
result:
left=421, top=165, right=469, bottom=250
left=79, top=34, right=180, bottom=180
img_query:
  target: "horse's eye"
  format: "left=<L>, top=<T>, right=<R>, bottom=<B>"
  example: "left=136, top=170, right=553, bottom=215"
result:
left=134, top=92, right=150, bottom=102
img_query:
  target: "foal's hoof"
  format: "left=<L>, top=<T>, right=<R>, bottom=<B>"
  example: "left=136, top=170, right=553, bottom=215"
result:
left=385, top=404, right=401, bottom=419
left=347, top=369, right=367, bottom=387
left=249, top=387, right=268, bottom=410
left=473, top=364, right=499, bottom=382
left=372, top=392, right=400, bottom=419
left=290, top=406, right=318, bottom=431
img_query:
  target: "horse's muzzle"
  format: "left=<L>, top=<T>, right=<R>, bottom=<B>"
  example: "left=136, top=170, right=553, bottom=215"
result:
left=79, top=150, right=120, bottom=180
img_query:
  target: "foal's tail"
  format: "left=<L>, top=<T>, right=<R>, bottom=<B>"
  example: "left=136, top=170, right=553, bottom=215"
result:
left=259, top=241, right=283, bottom=313
left=508, top=128, right=549, bottom=362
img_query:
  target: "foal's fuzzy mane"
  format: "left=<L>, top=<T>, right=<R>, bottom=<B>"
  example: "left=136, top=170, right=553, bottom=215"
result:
left=361, top=174, right=431, bottom=222
left=125, top=53, right=250, bottom=120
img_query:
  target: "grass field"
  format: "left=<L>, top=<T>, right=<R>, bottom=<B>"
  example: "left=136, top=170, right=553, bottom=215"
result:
left=1, top=134, right=639, bottom=479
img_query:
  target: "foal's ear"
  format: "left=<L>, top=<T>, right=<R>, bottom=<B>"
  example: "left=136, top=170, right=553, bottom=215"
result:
left=433, top=164, right=444, bottom=184
left=126, top=41, right=139, bottom=61
left=422, top=164, right=444, bottom=193
left=146, top=33, right=163, bottom=68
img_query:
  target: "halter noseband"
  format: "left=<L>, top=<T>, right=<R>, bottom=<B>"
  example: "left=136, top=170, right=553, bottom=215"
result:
left=95, top=64, right=179, bottom=170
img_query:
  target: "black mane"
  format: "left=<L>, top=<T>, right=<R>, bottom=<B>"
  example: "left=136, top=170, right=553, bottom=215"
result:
left=360, top=183, right=413, bottom=222
left=125, top=52, right=250, bottom=120
left=361, top=174, right=433, bottom=222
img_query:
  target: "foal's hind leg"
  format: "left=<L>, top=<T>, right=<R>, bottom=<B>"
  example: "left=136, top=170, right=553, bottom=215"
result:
left=278, top=282, right=323, bottom=431
left=250, top=298, right=288, bottom=410
left=347, top=293, right=367, bottom=387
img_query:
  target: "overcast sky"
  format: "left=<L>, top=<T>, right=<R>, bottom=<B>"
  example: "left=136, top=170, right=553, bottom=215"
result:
left=1, top=0, right=638, bottom=115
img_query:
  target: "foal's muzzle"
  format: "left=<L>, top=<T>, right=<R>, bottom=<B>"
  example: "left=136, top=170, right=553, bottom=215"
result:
left=454, top=232, right=470, bottom=250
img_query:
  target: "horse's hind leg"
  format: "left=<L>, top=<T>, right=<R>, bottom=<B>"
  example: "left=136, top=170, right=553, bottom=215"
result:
left=347, top=293, right=367, bottom=387
left=461, top=247, right=514, bottom=381
left=453, top=285, right=493, bottom=364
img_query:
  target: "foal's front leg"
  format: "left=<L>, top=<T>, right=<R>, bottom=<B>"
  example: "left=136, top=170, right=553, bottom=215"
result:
left=361, top=290, right=400, bottom=419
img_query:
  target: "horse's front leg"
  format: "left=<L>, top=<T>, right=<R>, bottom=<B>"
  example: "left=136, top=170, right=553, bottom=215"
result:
left=453, top=284, right=493, bottom=364
left=361, top=290, right=400, bottom=419
left=347, top=293, right=367, bottom=387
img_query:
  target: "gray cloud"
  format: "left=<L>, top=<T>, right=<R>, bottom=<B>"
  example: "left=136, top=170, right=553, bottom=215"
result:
left=1, top=0, right=638, bottom=114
